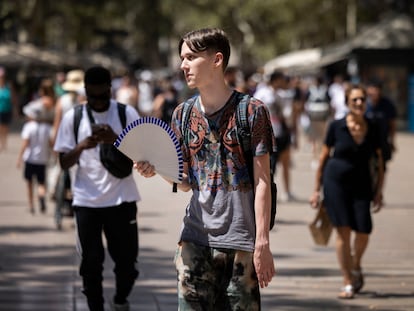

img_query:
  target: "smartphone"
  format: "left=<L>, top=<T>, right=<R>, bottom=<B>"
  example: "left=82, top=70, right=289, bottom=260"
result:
left=91, top=124, right=104, bottom=135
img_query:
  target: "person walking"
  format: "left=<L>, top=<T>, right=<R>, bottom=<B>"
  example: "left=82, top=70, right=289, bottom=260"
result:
left=135, top=27, right=276, bottom=310
left=23, top=77, right=56, bottom=125
left=114, top=72, right=139, bottom=111
left=0, top=67, right=16, bottom=152
left=305, top=75, right=331, bottom=169
left=151, top=77, right=178, bottom=124
left=309, top=84, right=385, bottom=299
left=254, top=71, right=295, bottom=201
left=51, top=69, right=85, bottom=229
left=52, top=69, right=86, bottom=141
left=365, top=80, right=397, bottom=191
left=53, top=66, right=140, bottom=311
left=328, top=74, right=349, bottom=120
left=16, top=105, right=53, bottom=214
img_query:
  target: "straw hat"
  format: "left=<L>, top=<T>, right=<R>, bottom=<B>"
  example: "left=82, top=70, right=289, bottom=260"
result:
left=62, top=70, right=85, bottom=92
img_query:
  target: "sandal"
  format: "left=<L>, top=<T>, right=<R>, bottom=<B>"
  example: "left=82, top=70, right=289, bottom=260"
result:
left=338, top=284, right=354, bottom=299
left=352, top=269, right=364, bottom=293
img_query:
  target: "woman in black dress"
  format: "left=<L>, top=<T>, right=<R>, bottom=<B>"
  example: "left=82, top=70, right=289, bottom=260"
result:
left=309, top=84, right=384, bottom=299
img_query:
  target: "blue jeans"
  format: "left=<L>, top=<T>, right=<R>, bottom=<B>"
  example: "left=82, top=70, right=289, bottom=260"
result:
left=74, top=202, right=139, bottom=311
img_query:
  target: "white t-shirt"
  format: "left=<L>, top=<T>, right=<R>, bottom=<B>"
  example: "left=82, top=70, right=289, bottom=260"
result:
left=21, top=120, right=52, bottom=164
left=59, top=93, right=77, bottom=116
left=254, top=85, right=283, bottom=137
left=329, top=82, right=348, bottom=120
left=53, top=100, right=141, bottom=208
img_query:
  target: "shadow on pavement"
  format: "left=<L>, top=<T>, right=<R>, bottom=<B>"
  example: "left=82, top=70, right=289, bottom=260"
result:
left=0, top=243, right=76, bottom=311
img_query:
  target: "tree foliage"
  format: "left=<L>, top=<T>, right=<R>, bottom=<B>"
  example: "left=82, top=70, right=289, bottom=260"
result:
left=0, top=0, right=413, bottom=71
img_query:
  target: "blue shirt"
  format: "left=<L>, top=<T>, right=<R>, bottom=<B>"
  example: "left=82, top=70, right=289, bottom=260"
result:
left=0, top=86, right=11, bottom=113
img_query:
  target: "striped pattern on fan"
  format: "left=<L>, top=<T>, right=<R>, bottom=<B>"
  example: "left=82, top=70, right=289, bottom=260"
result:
left=114, top=116, right=183, bottom=183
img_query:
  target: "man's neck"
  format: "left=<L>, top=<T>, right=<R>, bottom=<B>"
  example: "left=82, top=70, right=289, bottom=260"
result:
left=198, top=84, right=234, bottom=116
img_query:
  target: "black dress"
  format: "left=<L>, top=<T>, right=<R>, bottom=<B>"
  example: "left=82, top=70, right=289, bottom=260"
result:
left=322, top=117, right=381, bottom=234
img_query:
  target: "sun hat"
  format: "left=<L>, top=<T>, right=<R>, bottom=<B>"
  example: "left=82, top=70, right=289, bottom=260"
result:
left=62, top=69, right=85, bottom=92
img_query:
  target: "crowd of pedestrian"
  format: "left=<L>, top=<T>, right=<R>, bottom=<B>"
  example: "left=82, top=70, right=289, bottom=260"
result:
left=0, top=24, right=399, bottom=310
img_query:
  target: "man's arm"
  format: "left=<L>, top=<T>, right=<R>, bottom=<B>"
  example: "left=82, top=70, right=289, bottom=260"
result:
left=51, top=99, right=64, bottom=145
left=59, top=136, right=99, bottom=170
left=388, top=118, right=397, bottom=152
left=16, top=138, right=29, bottom=169
left=252, top=152, right=275, bottom=288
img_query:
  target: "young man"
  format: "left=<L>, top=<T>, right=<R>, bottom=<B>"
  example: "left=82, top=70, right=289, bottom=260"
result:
left=136, top=28, right=276, bottom=310
left=54, top=66, right=140, bottom=311
left=365, top=80, right=397, bottom=173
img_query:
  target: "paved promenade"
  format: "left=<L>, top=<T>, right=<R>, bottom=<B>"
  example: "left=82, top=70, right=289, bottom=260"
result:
left=0, top=122, right=413, bottom=310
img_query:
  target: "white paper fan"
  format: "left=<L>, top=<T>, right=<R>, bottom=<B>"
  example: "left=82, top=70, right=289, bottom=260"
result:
left=114, top=116, right=183, bottom=183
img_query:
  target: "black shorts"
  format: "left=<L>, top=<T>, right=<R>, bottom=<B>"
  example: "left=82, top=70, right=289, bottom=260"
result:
left=0, top=111, right=12, bottom=125
left=24, top=162, right=46, bottom=184
left=276, top=133, right=291, bottom=154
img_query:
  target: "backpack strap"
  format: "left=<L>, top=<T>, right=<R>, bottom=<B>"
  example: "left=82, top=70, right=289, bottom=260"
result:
left=73, top=104, right=84, bottom=145
left=235, top=93, right=254, bottom=186
left=173, top=95, right=197, bottom=192
left=117, top=102, right=127, bottom=128
left=180, top=95, right=198, bottom=146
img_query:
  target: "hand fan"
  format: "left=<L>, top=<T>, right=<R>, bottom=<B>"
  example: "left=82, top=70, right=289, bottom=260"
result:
left=114, top=116, right=183, bottom=183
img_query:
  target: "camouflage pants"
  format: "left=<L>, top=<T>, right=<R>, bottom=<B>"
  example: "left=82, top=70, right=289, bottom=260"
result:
left=174, top=241, right=260, bottom=311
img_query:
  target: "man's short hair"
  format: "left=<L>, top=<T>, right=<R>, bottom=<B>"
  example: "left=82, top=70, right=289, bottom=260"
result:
left=269, top=71, right=284, bottom=82
left=84, top=66, right=111, bottom=85
left=179, top=28, right=231, bottom=70
left=367, top=79, right=383, bottom=90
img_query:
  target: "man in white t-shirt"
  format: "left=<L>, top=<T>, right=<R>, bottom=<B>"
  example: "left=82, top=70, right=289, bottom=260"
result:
left=328, top=74, right=348, bottom=120
left=54, top=66, right=140, bottom=311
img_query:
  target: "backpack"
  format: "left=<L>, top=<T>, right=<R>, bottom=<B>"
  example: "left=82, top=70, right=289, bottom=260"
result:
left=180, top=93, right=277, bottom=230
left=305, top=85, right=331, bottom=121
left=73, top=103, right=133, bottom=178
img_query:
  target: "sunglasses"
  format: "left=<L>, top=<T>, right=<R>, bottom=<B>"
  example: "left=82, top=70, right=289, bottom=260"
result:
left=351, top=97, right=366, bottom=103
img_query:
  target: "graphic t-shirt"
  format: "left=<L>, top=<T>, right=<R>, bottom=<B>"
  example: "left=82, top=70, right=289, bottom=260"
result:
left=171, top=91, right=274, bottom=252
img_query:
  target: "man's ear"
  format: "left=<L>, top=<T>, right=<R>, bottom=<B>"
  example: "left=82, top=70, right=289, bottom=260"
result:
left=214, top=52, right=224, bottom=67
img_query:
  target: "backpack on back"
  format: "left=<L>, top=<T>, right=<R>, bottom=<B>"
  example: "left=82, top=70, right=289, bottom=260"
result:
left=180, top=93, right=277, bottom=230
left=305, top=85, right=331, bottom=121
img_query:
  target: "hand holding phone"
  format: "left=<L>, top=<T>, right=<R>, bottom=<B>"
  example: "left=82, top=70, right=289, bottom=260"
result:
left=91, top=124, right=116, bottom=144
left=91, top=124, right=104, bottom=135
left=91, top=124, right=106, bottom=143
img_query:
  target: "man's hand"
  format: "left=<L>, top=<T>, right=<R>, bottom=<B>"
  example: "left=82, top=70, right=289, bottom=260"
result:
left=254, top=243, right=275, bottom=288
left=78, top=135, right=99, bottom=150
left=134, top=161, right=156, bottom=178
left=372, top=192, right=383, bottom=213
left=91, top=124, right=117, bottom=144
